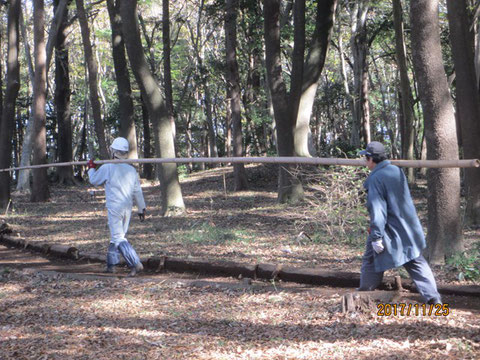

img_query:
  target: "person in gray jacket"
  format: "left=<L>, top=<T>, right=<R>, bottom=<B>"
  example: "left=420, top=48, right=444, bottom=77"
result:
left=88, top=137, right=146, bottom=277
left=358, top=141, right=442, bottom=304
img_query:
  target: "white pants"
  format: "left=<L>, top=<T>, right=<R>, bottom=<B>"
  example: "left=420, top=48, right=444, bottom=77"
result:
left=106, top=208, right=140, bottom=268
left=107, top=207, right=132, bottom=246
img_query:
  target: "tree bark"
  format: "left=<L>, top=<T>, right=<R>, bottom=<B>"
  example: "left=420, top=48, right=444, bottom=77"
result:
left=264, top=0, right=303, bottom=203
left=16, top=7, right=35, bottom=192
left=225, top=0, right=248, bottom=190
left=45, top=0, right=68, bottom=75
left=393, top=0, right=415, bottom=182
left=0, top=23, right=2, bottom=119
left=242, top=0, right=264, bottom=155
left=120, top=0, right=185, bottom=216
left=16, top=112, right=34, bottom=192
left=30, top=0, right=50, bottom=202
left=163, top=0, right=175, bottom=125
left=294, top=0, right=337, bottom=157
left=225, top=95, right=232, bottom=157
left=75, top=0, right=109, bottom=159
left=289, top=0, right=305, bottom=142
left=338, top=24, right=356, bottom=143
left=0, top=0, right=21, bottom=210
left=446, top=0, right=480, bottom=226
left=349, top=0, right=369, bottom=148
left=140, top=95, right=153, bottom=179
left=201, top=62, right=218, bottom=162
left=54, top=0, right=74, bottom=185
left=360, top=59, right=371, bottom=144
left=192, top=0, right=217, bottom=164
left=106, top=0, right=137, bottom=159
left=410, top=0, right=463, bottom=263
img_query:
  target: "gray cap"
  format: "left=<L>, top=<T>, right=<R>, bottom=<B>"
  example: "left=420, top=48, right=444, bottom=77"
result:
left=359, top=141, right=386, bottom=157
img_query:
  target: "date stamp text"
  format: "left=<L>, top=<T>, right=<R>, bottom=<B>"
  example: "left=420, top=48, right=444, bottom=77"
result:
left=377, top=303, right=450, bottom=317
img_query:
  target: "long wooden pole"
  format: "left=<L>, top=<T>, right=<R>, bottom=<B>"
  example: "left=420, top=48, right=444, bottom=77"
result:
left=0, top=157, right=479, bottom=173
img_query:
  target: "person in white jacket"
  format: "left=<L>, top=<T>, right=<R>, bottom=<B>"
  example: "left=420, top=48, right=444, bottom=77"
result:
left=87, top=137, right=146, bottom=276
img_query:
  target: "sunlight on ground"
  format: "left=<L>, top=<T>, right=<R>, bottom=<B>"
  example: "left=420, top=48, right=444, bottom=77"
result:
left=3, top=165, right=480, bottom=285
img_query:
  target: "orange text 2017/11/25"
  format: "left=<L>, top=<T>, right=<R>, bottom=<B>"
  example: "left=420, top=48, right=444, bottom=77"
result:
left=377, top=303, right=449, bottom=316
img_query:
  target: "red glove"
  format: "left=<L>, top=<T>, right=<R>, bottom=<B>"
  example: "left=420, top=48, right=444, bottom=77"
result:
left=87, top=159, right=97, bottom=170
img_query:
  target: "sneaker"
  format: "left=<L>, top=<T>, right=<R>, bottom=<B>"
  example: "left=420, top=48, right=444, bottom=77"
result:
left=105, top=266, right=116, bottom=274
left=128, top=262, right=144, bottom=277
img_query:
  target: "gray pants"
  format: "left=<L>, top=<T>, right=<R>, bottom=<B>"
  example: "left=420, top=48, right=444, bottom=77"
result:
left=359, top=241, right=441, bottom=303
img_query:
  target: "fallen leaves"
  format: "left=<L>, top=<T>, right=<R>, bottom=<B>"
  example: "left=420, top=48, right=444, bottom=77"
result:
left=1, top=166, right=479, bottom=358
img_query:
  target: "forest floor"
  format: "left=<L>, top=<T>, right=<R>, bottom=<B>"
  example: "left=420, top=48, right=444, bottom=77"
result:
left=1, top=163, right=479, bottom=359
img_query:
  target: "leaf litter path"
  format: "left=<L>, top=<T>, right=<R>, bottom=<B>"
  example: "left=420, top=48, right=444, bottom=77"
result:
left=1, top=164, right=480, bottom=358
left=1, top=245, right=480, bottom=360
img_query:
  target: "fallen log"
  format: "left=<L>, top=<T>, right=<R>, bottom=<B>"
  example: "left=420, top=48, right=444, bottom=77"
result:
left=48, top=244, right=80, bottom=260
left=1, top=228, right=480, bottom=299
left=164, top=256, right=257, bottom=279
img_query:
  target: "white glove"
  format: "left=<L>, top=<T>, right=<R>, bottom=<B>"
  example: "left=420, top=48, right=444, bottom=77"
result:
left=372, top=239, right=384, bottom=254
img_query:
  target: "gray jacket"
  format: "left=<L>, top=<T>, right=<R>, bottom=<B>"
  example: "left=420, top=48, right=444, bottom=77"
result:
left=364, top=160, right=426, bottom=272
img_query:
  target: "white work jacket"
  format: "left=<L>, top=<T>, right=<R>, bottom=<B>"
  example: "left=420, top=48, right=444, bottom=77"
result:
left=88, top=163, right=146, bottom=212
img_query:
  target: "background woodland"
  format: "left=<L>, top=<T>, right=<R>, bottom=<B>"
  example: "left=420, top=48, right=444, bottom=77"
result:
left=1, top=0, right=480, bottom=264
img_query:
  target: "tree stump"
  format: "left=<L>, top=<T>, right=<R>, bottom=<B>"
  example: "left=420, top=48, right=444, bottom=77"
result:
left=342, top=293, right=375, bottom=313
left=341, top=291, right=403, bottom=313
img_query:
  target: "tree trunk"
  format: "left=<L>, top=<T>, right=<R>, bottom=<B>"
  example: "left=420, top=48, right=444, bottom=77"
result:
left=410, top=0, right=463, bottom=263
left=349, top=0, right=369, bottom=148
left=13, top=108, right=21, bottom=173
left=393, top=0, right=415, bottom=182
left=371, top=55, right=394, bottom=151
left=186, top=113, right=193, bottom=172
left=191, top=0, right=217, bottom=164
left=264, top=0, right=303, bottom=203
left=360, top=58, right=371, bottom=144
left=120, top=0, right=185, bottom=216
left=138, top=12, right=159, bottom=80
left=289, top=0, right=305, bottom=142
left=0, top=23, right=2, bottom=119
left=75, top=0, right=109, bottom=159
left=54, top=0, right=74, bottom=185
left=45, top=0, right=68, bottom=75
left=446, top=0, right=480, bottom=226
left=140, top=95, right=153, bottom=179
left=242, top=0, right=263, bottom=155
left=0, top=0, right=21, bottom=210
left=202, top=67, right=218, bottom=162
left=294, top=0, right=337, bottom=157
left=225, top=97, right=232, bottom=157
left=16, top=111, right=33, bottom=192
left=77, top=106, right=87, bottom=172
left=106, top=0, right=137, bottom=159
left=30, top=0, right=50, bottom=202
left=163, top=0, right=175, bottom=134
left=16, top=7, right=35, bottom=191
left=225, top=0, right=248, bottom=190
left=338, top=24, right=356, bottom=144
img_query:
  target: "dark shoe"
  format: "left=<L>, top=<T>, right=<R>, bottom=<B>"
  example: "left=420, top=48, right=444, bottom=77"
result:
left=427, top=297, right=442, bottom=305
left=105, top=266, right=116, bottom=274
left=128, top=262, right=144, bottom=277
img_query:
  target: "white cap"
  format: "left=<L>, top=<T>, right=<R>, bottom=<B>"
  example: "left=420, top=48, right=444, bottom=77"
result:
left=110, top=137, right=129, bottom=152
